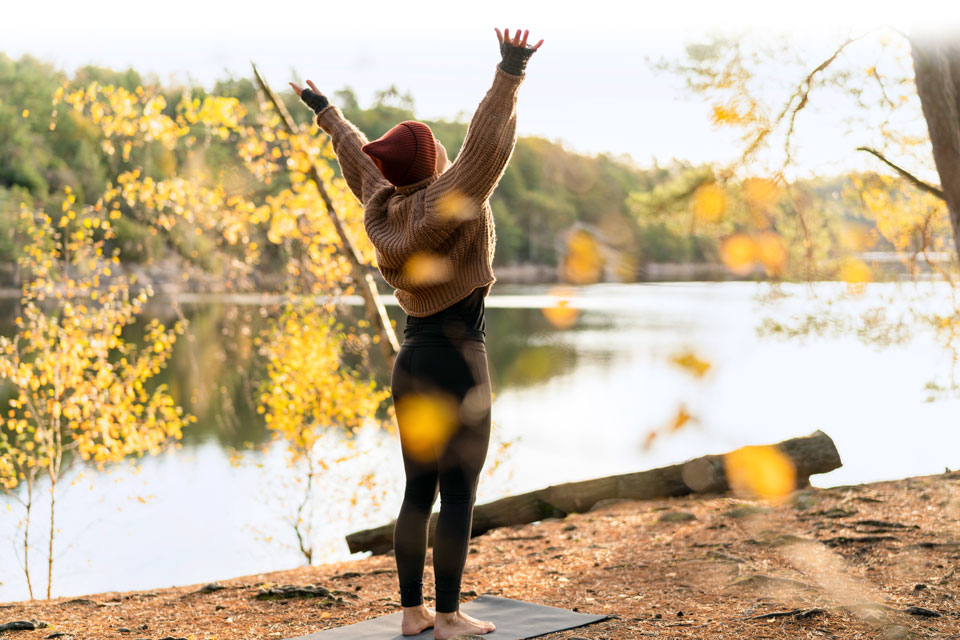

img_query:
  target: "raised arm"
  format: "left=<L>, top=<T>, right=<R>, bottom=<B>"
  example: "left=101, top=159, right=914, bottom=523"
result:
left=416, top=28, right=542, bottom=239
left=291, top=81, right=391, bottom=206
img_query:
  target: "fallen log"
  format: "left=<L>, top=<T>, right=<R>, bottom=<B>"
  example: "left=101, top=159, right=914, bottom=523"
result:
left=346, top=429, right=841, bottom=555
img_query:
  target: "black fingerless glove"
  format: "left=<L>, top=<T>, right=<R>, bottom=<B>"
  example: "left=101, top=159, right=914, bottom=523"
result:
left=499, top=42, right=537, bottom=76
left=299, top=87, right=329, bottom=114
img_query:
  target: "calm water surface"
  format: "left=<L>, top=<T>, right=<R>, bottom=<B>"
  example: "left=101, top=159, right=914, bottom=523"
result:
left=1, top=281, right=957, bottom=602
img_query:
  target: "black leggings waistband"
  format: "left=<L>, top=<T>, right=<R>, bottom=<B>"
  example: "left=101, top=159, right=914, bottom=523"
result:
left=401, top=330, right=486, bottom=348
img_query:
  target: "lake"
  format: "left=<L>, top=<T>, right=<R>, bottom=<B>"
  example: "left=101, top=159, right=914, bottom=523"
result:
left=1, top=280, right=958, bottom=603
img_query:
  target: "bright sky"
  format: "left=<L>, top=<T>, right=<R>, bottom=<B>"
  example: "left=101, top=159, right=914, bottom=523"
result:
left=4, top=0, right=959, bottom=180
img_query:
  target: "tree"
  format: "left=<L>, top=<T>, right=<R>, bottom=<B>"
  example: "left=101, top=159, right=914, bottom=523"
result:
left=909, top=35, right=960, bottom=261
left=655, top=26, right=958, bottom=270
left=2, top=67, right=399, bottom=599
left=655, top=25, right=960, bottom=393
left=0, top=192, right=193, bottom=600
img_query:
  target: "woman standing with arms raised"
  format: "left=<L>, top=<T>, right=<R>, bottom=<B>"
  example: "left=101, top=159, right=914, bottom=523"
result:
left=291, top=26, right=542, bottom=638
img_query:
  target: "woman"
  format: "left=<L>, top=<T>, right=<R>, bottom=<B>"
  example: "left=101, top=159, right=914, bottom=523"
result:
left=291, top=26, right=542, bottom=639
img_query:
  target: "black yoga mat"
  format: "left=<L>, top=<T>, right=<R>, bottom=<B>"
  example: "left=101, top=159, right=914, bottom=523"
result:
left=284, top=594, right=612, bottom=640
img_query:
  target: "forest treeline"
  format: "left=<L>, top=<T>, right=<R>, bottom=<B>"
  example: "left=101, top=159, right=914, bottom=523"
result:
left=0, top=53, right=914, bottom=283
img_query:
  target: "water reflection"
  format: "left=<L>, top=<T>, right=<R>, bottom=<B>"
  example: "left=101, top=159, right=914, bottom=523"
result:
left=133, top=293, right=588, bottom=449
left=1, top=282, right=959, bottom=604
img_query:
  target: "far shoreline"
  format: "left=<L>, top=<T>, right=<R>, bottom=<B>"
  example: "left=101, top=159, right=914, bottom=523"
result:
left=0, top=257, right=943, bottom=300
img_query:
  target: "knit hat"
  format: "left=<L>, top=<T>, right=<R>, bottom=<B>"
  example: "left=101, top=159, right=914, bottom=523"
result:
left=361, top=121, right=437, bottom=187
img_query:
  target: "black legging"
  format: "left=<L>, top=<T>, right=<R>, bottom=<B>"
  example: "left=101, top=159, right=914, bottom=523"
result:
left=391, top=337, right=492, bottom=613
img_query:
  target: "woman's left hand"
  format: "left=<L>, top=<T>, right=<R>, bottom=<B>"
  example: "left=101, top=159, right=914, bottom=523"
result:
left=291, top=79, right=329, bottom=114
left=289, top=79, right=321, bottom=98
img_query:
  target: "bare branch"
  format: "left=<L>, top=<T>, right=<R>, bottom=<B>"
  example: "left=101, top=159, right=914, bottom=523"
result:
left=781, top=181, right=818, bottom=282
left=775, top=31, right=878, bottom=174
left=856, top=146, right=946, bottom=199
left=250, top=62, right=400, bottom=365
left=871, top=67, right=899, bottom=111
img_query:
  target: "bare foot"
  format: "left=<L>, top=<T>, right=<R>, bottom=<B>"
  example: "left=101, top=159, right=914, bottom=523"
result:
left=401, top=604, right=436, bottom=636
left=433, top=609, right=496, bottom=639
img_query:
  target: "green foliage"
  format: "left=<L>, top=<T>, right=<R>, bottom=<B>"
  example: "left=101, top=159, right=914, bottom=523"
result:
left=0, top=51, right=915, bottom=282
left=267, top=77, right=655, bottom=268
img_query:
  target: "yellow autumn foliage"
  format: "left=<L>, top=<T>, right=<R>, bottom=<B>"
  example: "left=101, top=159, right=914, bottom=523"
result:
left=0, top=200, right=195, bottom=491
left=255, top=302, right=391, bottom=462
left=5, top=77, right=396, bottom=505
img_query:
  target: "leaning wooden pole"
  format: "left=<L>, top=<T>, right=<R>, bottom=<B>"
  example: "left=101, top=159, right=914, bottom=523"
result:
left=346, top=429, right=842, bottom=555
left=251, top=62, right=400, bottom=368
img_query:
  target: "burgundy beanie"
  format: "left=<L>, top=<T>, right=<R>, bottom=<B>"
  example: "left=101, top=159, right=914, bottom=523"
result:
left=361, top=121, right=437, bottom=187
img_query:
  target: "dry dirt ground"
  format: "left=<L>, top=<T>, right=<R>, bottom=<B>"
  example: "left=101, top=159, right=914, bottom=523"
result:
left=2, top=470, right=959, bottom=640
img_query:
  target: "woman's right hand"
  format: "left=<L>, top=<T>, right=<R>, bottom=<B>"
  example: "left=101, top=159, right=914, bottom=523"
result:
left=495, top=28, right=543, bottom=76
left=495, top=28, right=543, bottom=51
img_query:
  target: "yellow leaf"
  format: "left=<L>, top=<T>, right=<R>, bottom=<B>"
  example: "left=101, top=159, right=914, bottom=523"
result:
left=669, top=405, right=693, bottom=431
left=669, top=350, right=711, bottom=378
left=642, top=430, right=657, bottom=451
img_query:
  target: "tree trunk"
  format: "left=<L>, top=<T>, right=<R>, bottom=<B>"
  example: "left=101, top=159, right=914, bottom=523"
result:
left=250, top=63, right=400, bottom=368
left=909, top=34, right=960, bottom=261
left=346, top=429, right=842, bottom=555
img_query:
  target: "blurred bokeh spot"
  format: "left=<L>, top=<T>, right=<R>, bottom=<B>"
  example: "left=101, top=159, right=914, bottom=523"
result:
left=394, top=391, right=460, bottom=463
left=720, top=233, right=757, bottom=275
left=841, top=257, right=873, bottom=294
left=838, top=221, right=877, bottom=252
left=434, top=189, right=477, bottom=223
left=755, top=231, right=787, bottom=276
left=719, top=231, right=787, bottom=277
left=742, top=177, right=780, bottom=212
left=561, top=228, right=604, bottom=284
left=402, top=251, right=454, bottom=285
left=724, top=444, right=796, bottom=502
left=541, top=285, right=580, bottom=329
left=459, top=382, right=491, bottom=426
left=692, top=182, right=726, bottom=223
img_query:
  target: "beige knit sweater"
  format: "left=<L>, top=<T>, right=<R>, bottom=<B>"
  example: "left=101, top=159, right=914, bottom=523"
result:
left=315, top=64, right=525, bottom=317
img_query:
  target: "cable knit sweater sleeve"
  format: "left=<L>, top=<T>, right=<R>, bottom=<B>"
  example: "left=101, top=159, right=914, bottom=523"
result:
left=417, top=64, right=524, bottom=242
left=314, top=104, right=392, bottom=206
